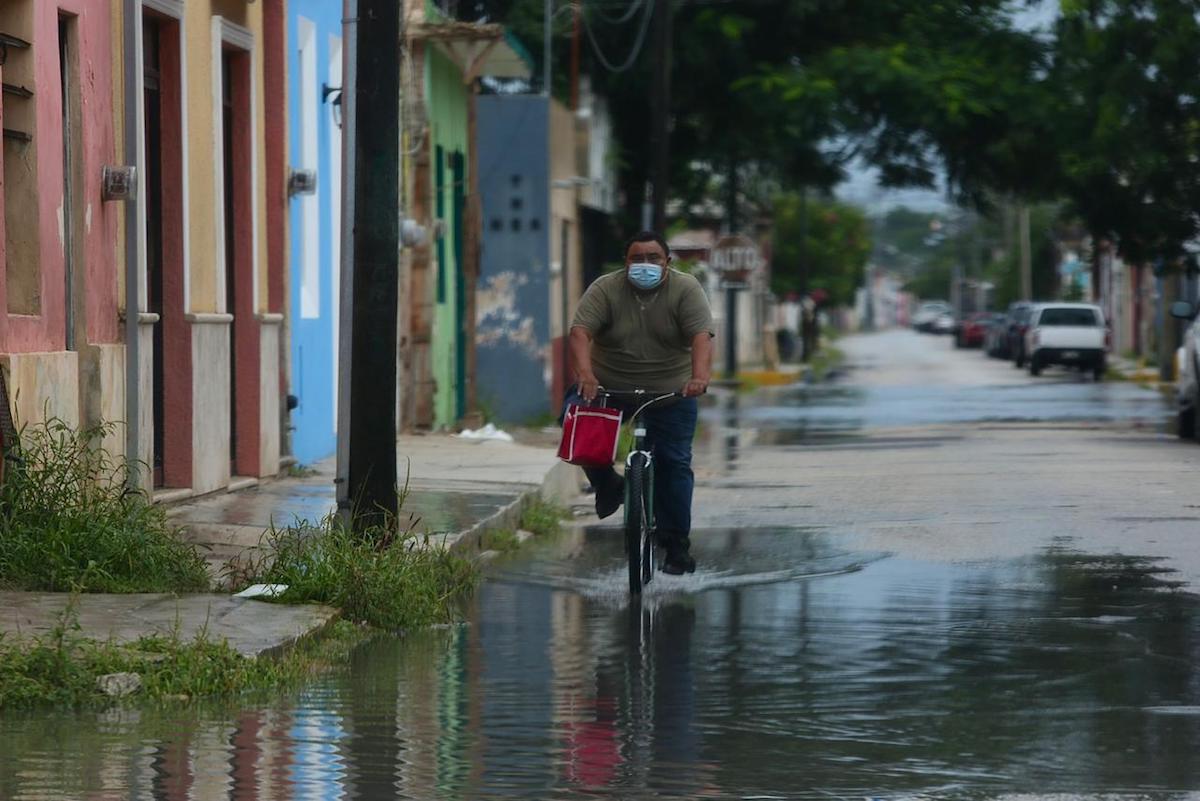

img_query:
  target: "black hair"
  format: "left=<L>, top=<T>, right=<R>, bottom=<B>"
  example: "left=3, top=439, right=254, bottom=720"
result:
left=623, top=230, right=671, bottom=261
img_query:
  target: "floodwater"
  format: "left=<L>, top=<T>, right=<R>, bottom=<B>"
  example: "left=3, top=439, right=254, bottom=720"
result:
left=707, top=377, right=1174, bottom=449
left=2, top=334, right=1194, bottom=800
left=4, top=527, right=1200, bottom=800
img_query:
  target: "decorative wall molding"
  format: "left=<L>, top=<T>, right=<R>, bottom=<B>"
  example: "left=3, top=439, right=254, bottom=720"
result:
left=218, top=16, right=255, bottom=51
left=256, top=313, right=285, bottom=324
left=143, top=0, right=184, bottom=19
left=185, top=313, right=235, bottom=325
left=137, top=312, right=161, bottom=325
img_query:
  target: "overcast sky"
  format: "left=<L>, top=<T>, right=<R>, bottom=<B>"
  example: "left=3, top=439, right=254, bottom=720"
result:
left=834, top=0, right=1060, bottom=215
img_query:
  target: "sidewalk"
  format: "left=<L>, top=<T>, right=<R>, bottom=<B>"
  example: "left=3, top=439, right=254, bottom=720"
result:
left=1108, top=354, right=1174, bottom=388
left=0, top=433, right=578, bottom=657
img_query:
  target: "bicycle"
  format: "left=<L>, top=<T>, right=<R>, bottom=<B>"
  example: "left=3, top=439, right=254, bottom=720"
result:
left=597, top=389, right=682, bottom=595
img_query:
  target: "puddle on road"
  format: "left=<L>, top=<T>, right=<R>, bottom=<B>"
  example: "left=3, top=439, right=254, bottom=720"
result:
left=490, top=525, right=881, bottom=605
left=4, top=529, right=1200, bottom=800
left=700, top=378, right=1174, bottom=452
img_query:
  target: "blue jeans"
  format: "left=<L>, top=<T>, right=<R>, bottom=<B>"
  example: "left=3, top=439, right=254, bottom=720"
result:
left=562, top=388, right=698, bottom=548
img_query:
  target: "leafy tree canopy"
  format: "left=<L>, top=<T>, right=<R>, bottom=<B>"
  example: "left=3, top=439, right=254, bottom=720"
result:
left=451, top=0, right=1200, bottom=273
left=772, top=195, right=870, bottom=306
left=1049, top=0, right=1200, bottom=266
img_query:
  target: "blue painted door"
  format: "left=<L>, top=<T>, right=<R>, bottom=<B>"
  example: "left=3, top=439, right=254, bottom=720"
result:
left=288, top=4, right=343, bottom=464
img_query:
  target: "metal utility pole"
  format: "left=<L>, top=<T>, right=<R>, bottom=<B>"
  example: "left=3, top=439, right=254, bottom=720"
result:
left=345, top=0, right=401, bottom=529
left=1019, top=204, right=1033, bottom=301
left=650, top=0, right=672, bottom=233
left=335, top=0, right=358, bottom=526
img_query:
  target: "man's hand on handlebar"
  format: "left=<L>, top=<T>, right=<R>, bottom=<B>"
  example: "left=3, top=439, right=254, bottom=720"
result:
left=578, top=374, right=601, bottom=403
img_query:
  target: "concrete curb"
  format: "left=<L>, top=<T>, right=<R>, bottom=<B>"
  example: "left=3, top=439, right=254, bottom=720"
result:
left=450, top=492, right=530, bottom=555
left=451, top=461, right=581, bottom=558
left=253, top=607, right=344, bottom=661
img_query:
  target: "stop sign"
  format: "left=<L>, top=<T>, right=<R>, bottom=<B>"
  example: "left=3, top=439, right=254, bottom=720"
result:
left=710, top=234, right=764, bottom=288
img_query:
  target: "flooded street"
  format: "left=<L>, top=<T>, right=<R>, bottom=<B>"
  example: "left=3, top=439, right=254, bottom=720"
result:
left=6, top=330, right=1200, bottom=800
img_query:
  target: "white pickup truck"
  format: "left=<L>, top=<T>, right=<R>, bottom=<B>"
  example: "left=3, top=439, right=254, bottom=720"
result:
left=1025, top=303, right=1108, bottom=380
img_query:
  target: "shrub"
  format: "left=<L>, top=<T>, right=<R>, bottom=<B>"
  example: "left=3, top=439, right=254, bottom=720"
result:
left=240, top=513, right=478, bottom=631
left=0, top=418, right=209, bottom=593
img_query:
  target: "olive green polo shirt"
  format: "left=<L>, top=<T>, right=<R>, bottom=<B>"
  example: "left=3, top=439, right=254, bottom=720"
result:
left=571, top=269, right=715, bottom=393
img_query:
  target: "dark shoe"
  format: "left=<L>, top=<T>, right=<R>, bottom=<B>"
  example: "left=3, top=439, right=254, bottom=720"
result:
left=661, top=545, right=696, bottom=575
left=595, top=473, right=624, bottom=520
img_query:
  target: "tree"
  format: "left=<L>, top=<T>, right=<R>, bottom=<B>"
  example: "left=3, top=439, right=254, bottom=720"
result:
left=772, top=195, right=870, bottom=306
left=459, top=0, right=1200, bottom=287
left=1049, top=0, right=1200, bottom=268
left=461, top=1, right=1049, bottom=232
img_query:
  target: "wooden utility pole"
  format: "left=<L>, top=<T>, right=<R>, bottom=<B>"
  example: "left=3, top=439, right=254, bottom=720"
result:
left=1019, top=204, right=1033, bottom=301
left=650, top=0, right=672, bottom=232
left=346, top=0, right=401, bottom=529
left=570, top=2, right=581, bottom=110
left=724, top=158, right=739, bottom=379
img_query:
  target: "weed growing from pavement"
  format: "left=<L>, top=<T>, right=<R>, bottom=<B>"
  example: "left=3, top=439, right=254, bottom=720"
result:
left=481, top=528, right=521, bottom=552
left=0, top=600, right=368, bottom=708
left=0, top=418, right=209, bottom=593
left=238, top=511, right=478, bottom=631
left=807, top=344, right=846, bottom=382
left=283, top=463, right=319, bottom=478
left=520, top=497, right=570, bottom=538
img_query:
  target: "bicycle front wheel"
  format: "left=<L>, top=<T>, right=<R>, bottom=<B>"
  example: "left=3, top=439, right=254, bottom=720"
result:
left=625, top=453, right=651, bottom=594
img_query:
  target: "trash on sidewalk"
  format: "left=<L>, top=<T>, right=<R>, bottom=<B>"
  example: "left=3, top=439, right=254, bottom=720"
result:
left=97, top=672, right=142, bottom=698
left=234, top=583, right=289, bottom=599
left=456, top=423, right=514, bottom=443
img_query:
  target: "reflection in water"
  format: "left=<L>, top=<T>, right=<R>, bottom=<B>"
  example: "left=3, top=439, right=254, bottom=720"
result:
left=3, top=533, right=1200, bottom=799
left=703, top=380, right=1173, bottom=449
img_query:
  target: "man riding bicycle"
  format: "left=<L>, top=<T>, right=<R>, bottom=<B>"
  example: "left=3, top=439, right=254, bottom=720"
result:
left=565, top=230, right=714, bottom=575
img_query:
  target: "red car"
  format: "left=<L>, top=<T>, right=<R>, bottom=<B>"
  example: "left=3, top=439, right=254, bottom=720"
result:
left=955, top=312, right=995, bottom=348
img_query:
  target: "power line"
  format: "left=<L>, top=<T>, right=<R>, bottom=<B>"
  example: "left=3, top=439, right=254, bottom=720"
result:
left=592, top=0, right=646, bottom=24
left=581, top=0, right=654, bottom=73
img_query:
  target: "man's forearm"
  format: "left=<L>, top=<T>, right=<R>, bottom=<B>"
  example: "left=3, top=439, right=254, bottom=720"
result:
left=569, top=327, right=595, bottom=381
left=691, top=333, right=713, bottom=380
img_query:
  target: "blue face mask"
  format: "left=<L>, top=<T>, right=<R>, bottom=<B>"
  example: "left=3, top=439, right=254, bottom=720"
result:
left=627, top=262, right=665, bottom=290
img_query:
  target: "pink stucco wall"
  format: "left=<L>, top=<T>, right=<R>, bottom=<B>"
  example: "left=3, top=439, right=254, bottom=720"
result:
left=6, top=0, right=120, bottom=353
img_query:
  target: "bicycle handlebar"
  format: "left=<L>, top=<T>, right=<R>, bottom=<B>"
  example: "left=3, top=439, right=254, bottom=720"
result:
left=595, top=388, right=686, bottom=424
left=596, top=388, right=683, bottom=399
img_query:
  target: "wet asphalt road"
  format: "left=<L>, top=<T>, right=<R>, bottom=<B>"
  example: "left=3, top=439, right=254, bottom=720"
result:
left=5, top=328, right=1200, bottom=800
left=695, top=329, right=1200, bottom=590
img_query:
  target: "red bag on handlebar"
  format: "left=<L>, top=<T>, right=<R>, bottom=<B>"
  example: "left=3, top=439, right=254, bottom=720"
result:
left=558, top=403, right=623, bottom=467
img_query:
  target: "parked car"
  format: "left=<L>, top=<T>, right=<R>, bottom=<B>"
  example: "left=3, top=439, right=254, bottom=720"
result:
left=932, top=312, right=957, bottom=335
left=1170, top=300, right=1200, bottom=439
left=985, top=313, right=1012, bottom=358
left=1006, top=302, right=1035, bottom=368
left=913, top=301, right=952, bottom=333
left=1024, top=303, right=1107, bottom=380
left=955, top=312, right=996, bottom=348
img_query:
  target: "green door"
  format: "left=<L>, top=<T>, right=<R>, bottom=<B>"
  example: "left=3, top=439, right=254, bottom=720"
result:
left=451, top=151, right=466, bottom=421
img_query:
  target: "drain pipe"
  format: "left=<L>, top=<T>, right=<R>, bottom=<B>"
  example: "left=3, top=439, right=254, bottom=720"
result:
left=122, top=0, right=142, bottom=488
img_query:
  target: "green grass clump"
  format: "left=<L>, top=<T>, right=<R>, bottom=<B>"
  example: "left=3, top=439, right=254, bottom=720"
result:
left=808, top=344, right=846, bottom=382
left=242, top=514, right=478, bottom=631
left=0, top=604, right=366, bottom=709
left=481, top=528, right=520, bottom=552
left=520, top=497, right=570, bottom=538
left=0, top=418, right=209, bottom=593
